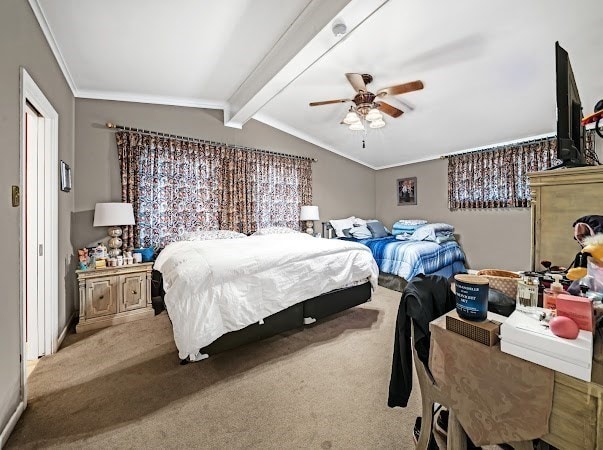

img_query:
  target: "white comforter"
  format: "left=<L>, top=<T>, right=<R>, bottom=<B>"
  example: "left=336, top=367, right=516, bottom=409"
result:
left=154, top=233, right=378, bottom=359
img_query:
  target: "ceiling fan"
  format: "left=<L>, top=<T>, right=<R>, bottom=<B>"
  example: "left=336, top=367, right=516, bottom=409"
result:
left=309, top=73, right=424, bottom=130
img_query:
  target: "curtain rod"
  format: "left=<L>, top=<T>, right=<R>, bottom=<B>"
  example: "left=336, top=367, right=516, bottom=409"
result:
left=105, top=122, right=318, bottom=163
left=440, top=133, right=556, bottom=159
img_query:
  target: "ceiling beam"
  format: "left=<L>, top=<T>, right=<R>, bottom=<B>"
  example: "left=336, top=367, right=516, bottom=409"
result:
left=224, top=0, right=389, bottom=129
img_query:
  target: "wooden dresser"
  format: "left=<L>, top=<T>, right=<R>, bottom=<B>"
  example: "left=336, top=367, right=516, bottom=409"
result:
left=528, top=165, right=603, bottom=271
left=76, top=262, right=154, bottom=333
left=528, top=165, right=603, bottom=449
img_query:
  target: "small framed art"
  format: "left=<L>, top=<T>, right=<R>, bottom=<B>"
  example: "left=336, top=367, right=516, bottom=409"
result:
left=397, top=177, right=416, bottom=205
left=60, top=160, right=72, bottom=192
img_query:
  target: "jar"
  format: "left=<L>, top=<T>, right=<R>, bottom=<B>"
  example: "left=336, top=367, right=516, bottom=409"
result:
left=454, top=274, right=490, bottom=321
left=517, top=276, right=539, bottom=312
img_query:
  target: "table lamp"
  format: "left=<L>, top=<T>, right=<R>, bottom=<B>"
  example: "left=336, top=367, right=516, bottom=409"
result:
left=93, top=202, right=135, bottom=257
left=300, top=205, right=320, bottom=235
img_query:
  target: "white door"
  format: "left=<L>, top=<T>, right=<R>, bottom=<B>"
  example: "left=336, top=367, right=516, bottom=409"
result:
left=25, top=102, right=46, bottom=362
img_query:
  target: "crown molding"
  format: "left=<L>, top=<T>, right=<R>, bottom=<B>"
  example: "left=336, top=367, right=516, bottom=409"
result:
left=76, top=89, right=228, bottom=111
left=28, top=0, right=78, bottom=95
left=373, top=131, right=558, bottom=170
left=373, top=155, right=443, bottom=170
left=253, top=112, right=377, bottom=170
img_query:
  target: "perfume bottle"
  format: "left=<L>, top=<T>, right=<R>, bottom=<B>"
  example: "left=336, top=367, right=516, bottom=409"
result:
left=516, top=275, right=539, bottom=312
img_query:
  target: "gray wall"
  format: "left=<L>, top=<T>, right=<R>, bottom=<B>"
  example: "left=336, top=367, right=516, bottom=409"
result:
left=375, top=137, right=603, bottom=271
left=73, top=99, right=376, bottom=248
left=376, top=158, right=533, bottom=271
left=0, top=0, right=75, bottom=433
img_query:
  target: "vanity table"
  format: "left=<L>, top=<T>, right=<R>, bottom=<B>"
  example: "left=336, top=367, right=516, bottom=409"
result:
left=429, top=317, right=603, bottom=449
left=428, top=164, right=603, bottom=449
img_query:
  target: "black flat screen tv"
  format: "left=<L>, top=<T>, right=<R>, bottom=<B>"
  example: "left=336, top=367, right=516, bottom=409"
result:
left=554, top=41, right=591, bottom=168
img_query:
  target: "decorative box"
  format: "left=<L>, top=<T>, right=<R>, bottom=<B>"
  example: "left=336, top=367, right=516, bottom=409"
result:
left=500, top=309, right=593, bottom=381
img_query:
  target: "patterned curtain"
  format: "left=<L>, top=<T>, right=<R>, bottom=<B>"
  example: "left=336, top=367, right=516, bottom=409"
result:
left=218, top=149, right=257, bottom=234
left=447, top=131, right=597, bottom=209
left=253, top=153, right=312, bottom=230
left=117, top=132, right=223, bottom=248
left=117, top=131, right=313, bottom=247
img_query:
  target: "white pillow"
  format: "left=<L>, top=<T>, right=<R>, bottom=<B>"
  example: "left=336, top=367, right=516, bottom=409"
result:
left=253, top=226, right=300, bottom=236
left=329, top=217, right=356, bottom=237
left=180, top=230, right=247, bottom=241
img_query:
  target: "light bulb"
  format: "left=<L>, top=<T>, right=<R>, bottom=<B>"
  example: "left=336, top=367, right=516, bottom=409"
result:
left=369, top=119, right=385, bottom=129
left=343, top=111, right=360, bottom=125
left=365, top=108, right=382, bottom=122
left=349, top=122, right=365, bottom=131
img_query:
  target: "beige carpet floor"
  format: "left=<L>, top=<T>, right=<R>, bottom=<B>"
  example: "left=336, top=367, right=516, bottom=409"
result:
left=7, top=286, right=423, bottom=449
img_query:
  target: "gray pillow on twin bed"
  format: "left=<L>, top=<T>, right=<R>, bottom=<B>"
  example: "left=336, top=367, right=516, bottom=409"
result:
left=366, top=220, right=389, bottom=238
left=349, top=225, right=372, bottom=239
left=342, top=228, right=353, bottom=238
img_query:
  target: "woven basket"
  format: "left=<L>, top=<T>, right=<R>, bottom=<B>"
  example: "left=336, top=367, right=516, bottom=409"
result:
left=476, top=269, right=520, bottom=299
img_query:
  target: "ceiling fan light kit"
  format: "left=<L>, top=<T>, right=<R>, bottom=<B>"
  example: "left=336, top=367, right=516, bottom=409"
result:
left=369, top=119, right=385, bottom=129
left=365, top=108, right=383, bottom=122
left=343, top=109, right=360, bottom=124
left=309, top=73, right=424, bottom=146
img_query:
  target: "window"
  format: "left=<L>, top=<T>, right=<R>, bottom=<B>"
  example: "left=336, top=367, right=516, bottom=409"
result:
left=447, top=133, right=596, bottom=209
left=116, top=132, right=312, bottom=248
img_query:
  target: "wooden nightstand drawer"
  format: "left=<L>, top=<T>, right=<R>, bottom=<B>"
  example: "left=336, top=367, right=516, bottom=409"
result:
left=86, top=277, right=117, bottom=318
left=119, top=273, right=146, bottom=312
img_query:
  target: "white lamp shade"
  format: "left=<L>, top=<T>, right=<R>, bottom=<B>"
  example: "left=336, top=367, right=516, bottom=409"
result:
left=369, top=119, right=386, bottom=129
left=93, top=202, right=135, bottom=226
left=300, top=205, right=320, bottom=221
left=365, top=108, right=382, bottom=121
left=343, top=111, right=360, bottom=125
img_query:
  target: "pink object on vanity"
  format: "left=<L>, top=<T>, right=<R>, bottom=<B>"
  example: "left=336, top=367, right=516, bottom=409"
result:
left=555, top=293, right=594, bottom=332
left=548, top=316, right=579, bottom=339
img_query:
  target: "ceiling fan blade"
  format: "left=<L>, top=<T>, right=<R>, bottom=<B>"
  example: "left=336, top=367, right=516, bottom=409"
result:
left=376, top=80, right=424, bottom=97
left=376, top=101, right=404, bottom=118
left=346, top=73, right=367, bottom=92
left=309, top=99, right=351, bottom=106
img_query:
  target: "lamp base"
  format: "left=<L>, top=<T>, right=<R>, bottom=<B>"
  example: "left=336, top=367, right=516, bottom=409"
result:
left=107, top=226, right=123, bottom=257
left=305, top=220, right=314, bottom=235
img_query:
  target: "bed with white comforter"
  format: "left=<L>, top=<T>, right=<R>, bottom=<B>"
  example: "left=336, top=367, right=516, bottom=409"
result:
left=154, top=233, right=378, bottom=359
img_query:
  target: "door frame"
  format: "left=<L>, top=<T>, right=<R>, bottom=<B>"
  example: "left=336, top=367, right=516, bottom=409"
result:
left=2, top=67, right=59, bottom=445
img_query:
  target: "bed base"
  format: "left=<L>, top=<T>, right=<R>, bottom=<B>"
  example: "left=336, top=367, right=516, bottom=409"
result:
left=377, top=261, right=467, bottom=293
left=180, top=282, right=372, bottom=364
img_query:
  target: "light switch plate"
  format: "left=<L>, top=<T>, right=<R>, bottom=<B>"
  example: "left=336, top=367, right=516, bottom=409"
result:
left=12, top=185, right=20, bottom=207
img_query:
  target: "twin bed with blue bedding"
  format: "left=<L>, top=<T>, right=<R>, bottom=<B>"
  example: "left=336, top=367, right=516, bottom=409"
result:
left=326, top=218, right=466, bottom=283
left=345, top=236, right=466, bottom=280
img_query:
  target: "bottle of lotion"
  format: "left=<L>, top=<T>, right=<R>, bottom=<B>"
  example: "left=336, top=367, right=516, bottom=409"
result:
left=543, top=274, right=564, bottom=310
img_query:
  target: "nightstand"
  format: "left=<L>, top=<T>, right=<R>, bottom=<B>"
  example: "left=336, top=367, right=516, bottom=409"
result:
left=75, top=262, right=154, bottom=333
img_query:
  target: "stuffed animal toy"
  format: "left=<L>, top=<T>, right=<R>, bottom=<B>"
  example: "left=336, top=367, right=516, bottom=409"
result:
left=78, top=248, right=89, bottom=270
left=567, top=233, right=603, bottom=281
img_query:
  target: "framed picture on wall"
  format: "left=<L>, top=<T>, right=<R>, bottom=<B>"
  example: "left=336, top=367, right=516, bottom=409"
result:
left=60, top=160, right=72, bottom=192
left=397, top=177, right=416, bottom=205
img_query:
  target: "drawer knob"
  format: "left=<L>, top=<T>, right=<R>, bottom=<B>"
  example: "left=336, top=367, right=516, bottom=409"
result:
left=131, top=290, right=137, bottom=295
left=99, top=295, right=104, bottom=299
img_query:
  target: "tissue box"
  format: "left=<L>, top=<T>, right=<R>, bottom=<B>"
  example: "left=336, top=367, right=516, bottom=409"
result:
left=555, top=293, right=594, bottom=332
left=500, top=309, right=593, bottom=381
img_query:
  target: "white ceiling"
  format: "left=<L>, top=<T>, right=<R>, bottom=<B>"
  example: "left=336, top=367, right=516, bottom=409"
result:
left=33, top=0, right=603, bottom=169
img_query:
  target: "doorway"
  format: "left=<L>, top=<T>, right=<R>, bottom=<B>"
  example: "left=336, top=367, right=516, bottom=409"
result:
left=20, top=68, right=59, bottom=373
left=24, top=101, right=46, bottom=372
left=0, top=68, right=60, bottom=446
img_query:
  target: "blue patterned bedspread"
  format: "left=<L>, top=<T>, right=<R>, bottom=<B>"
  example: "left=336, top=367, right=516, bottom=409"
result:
left=345, top=236, right=466, bottom=280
